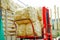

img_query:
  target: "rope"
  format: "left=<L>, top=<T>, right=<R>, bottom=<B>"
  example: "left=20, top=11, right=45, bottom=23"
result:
left=14, top=19, right=37, bottom=38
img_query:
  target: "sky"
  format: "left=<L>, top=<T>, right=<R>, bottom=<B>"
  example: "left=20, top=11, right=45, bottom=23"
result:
left=12, top=0, right=60, bottom=19
left=12, top=0, right=60, bottom=7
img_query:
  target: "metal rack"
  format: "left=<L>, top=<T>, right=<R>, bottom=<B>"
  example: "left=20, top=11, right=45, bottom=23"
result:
left=42, top=7, right=52, bottom=40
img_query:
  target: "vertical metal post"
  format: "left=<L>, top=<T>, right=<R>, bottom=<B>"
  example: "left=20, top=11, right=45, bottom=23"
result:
left=57, top=7, right=60, bottom=36
left=54, top=5, right=57, bottom=30
left=46, top=9, right=52, bottom=40
left=42, top=7, right=47, bottom=40
left=57, top=7, right=59, bottom=30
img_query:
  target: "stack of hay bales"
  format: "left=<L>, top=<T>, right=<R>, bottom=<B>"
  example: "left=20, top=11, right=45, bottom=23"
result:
left=1, top=0, right=23, bottom=40
left=14, top=7, right=43, bottom=37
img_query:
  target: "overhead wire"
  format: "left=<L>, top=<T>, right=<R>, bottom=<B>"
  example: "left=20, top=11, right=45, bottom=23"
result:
left=17, top=0, right=29, bottom=7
